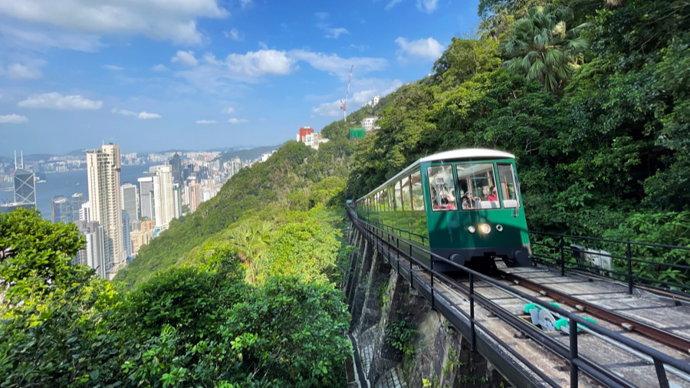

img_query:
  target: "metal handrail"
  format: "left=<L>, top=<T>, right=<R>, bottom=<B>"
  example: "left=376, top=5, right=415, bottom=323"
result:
left=529, top=231, right=690, bottom=295
left=346, top=207, right=690, bottom=388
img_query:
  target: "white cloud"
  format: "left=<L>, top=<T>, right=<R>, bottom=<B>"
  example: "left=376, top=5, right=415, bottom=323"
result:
left=0, top=0, right=229, bottom=45
left=171, top=50, right=198, bottom=67
left=385, top=0, right=403, bottom=10
left=172, top=48, right=387, bottom=93
left=0, top=23, right=104, bottom=52
left=138, top=112, right=161, bottom=120
left=239, top=0, right=253, bottom=9
left=416, top=0, right=439, bottom=13
left=0, top=114, right=28, bottom=124
left=324, top=27, right=349, bottom=39
left=221, top=107, right=235, bottom=114
left=227, top=118, right=247, bottom=124
left=104, top=65, right=124, bottom=71
left=226, top=49, right=294, bottom=77
left=196, top=119, right=217, bottom=124
left=224, top=28, right=244, bottom=41
left=18, top=92, right=102, bottom=110
left=395, top=37, right=444, bottom=61
left=112, top=108, right=137, bottom=116
left=152, top=64, right=168, bottom=72
left=289, top=50, right=387, bottom=79
left=315, top=12, right=329, bottom=19
left=113, top=108, right=161, bottom=119
left=0, top=62, right=43, bottom=79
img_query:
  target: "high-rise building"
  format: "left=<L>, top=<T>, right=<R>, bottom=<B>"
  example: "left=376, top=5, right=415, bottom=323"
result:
left=170, top=153, right=183, bottom=185
left=71, top=193, right=86, bottom=221
left=138, top=177, right=154, bottom=220
left=173, top=184, right=183, bottom=218
left=79, top=202, right=91, bottom=222
left=130, top=229, right=152, bottom=256
left=14, top=169, right=36, bottom=205
left=51, top=196, right=72, bottom=223
left=13, top=150, right=36, bottom=206
left=86, top=144, right=125, bottom=279
left=153, top=164, right=175, bottom=229
left=122, top=210, right=131, bottom=258
left=74, top=220, right=106, bottom=279
left=121, top=182, right=139, bottom=223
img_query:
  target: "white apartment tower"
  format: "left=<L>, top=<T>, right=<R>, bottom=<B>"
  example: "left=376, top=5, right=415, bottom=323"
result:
left=86, top=144, right=125, bottom=279
left=153, top=164, right=175, bottom=229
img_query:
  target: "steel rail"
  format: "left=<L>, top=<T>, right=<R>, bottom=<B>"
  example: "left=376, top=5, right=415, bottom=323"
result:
left=496, top=269, right=690, bottom=355
left=347, top=208, right=690, bottom=388
left=354, top=217, right=632, bottom=387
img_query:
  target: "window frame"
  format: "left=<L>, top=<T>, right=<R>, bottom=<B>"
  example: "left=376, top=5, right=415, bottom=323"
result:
left=455, top=161, right=502, bottom=211
left=410, top=169, right=425, bottom=211
left=427, top=163, right=458, bottom=212
left=496, top=163, right=520, bottom=209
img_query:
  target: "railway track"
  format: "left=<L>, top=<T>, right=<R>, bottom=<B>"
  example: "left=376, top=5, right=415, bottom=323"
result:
left=495, top=269, right=690, bottom=355
left=357, top=223, right=690, bottom=387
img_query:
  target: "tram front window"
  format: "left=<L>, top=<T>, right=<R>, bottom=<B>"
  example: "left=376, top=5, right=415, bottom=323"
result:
left=497, top=164, right=519, bottom=208
left=456, top=163, right=498, bottom=210
left=427, top=165, right=457, bottom=211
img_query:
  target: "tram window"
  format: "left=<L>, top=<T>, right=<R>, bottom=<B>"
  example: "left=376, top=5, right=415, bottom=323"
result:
left=381, top=189, right=388, bottom=211
left=401, top=176, right=412, bottom=211
left=427, top=165, right=457, bottom=211
left=456, top=163, right=499, bottom=210
left=497, top=164, right=519, bottom=208
left=410, top=170, right=425, bottom=211
left=389, top=186, right=395, bottom=210
left=394, top=181, right=402, bottom=211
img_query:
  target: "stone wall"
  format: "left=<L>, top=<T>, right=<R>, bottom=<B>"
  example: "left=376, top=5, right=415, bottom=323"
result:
left=345, top=224, right=510, bottom=388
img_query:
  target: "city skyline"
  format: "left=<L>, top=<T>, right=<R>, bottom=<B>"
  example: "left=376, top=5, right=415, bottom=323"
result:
left=0, top=0, right=480, bottom=156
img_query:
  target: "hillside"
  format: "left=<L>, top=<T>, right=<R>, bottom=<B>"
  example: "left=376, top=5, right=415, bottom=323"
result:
left=115, top=138, right=353, bottom=287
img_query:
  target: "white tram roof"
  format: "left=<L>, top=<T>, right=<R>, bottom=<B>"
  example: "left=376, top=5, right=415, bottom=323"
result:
left=359, top=148, right=515, bottom=201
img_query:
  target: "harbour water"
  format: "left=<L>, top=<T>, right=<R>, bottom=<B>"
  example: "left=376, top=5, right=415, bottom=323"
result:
left=0, top=164, right=154, bottom=219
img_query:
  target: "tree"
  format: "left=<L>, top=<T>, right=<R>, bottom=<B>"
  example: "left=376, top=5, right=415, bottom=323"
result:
left=502, top=5, right=588, bottom=94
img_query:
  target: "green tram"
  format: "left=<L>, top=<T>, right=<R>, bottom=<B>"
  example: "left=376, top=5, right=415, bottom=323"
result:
left=355, top=149, right=531, bottom=271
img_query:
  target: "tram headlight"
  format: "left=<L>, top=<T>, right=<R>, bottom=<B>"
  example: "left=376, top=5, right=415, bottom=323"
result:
left=467, top=226, right=476, bottom=233
left=479, top=224, right=491, bottom=234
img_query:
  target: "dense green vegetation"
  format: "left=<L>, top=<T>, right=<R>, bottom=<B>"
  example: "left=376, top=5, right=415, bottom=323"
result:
left=2, top=135, right=355, bottom=385
left=2, top=0, right=688, bottom=386
left=346, top=0, right=689, bottom=245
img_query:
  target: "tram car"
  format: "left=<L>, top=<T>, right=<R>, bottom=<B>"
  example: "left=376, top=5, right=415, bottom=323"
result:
left=354, top=149, right=531, bottom=271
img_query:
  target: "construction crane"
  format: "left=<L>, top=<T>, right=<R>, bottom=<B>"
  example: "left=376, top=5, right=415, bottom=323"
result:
left=340, top=65, right=353, bottom=122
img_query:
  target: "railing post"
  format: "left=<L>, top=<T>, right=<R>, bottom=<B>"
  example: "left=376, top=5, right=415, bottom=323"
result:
left=569, top=316, right=578, bottom=388
left=653, top=358, right=670, bottom=388
left=626, top=242, right=633, bottom=295
left=430, top=253, right=434, bottom=310
left=396, top=238, right=400, bottom=273
left=469, top=272, right=476, bottom=352
left=560, top=236, right=566, bottom=276
left=409, top=251, right=414, bottom=289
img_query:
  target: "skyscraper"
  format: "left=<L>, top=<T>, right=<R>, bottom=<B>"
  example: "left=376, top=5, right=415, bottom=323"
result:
left=74, top=220, right=106, bottom=279
left=170, top=153, right=182, bottom=185
left=138, top=176, right=154, bottom=220
left=71, top=193, right=86, bottom=221
left=13, top=150, right=36, bottom=206
left=122, top=210, right=131, bottom=258
left=153, top=164, right=175, bottom=229
left=173, top=184, right=183, bottom=218
left=121, top=182, right=139, bottom=224
left=51, top=196, right=72, bottom=223
left=86, top=144, right=125, bottom=279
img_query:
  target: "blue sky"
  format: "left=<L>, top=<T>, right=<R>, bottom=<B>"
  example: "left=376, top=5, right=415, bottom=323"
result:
left=0, top=0, right=479, bottom=156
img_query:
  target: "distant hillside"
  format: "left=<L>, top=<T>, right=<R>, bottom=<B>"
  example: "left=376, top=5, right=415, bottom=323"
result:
left=216, top=144, right=282, bottom=163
